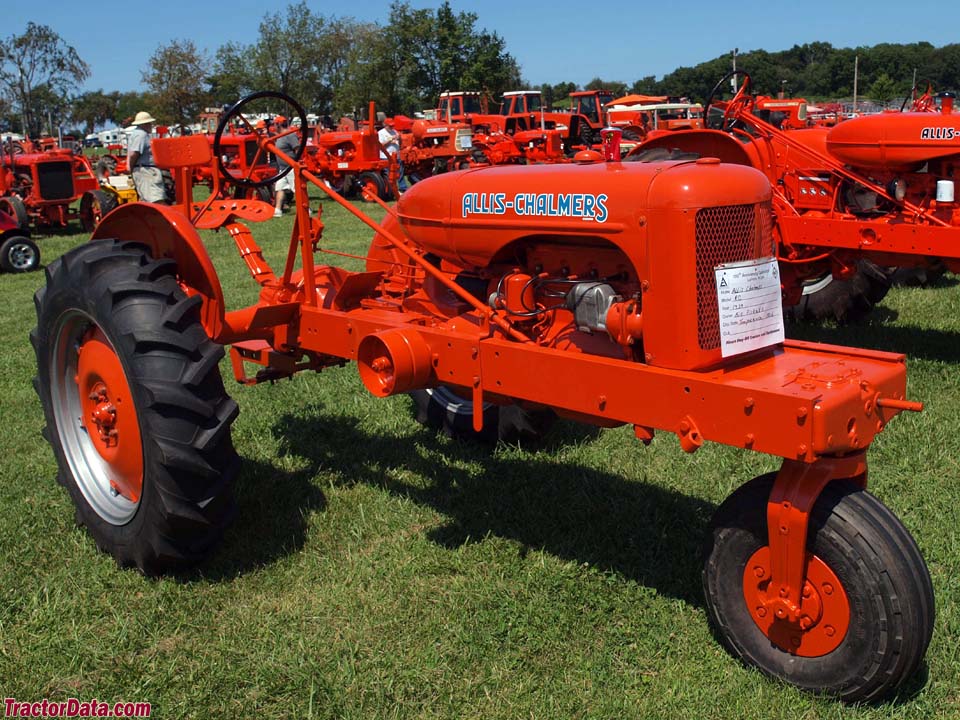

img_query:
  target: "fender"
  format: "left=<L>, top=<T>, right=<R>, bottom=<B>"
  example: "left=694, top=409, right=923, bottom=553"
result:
left=92, top=202, right=226, bottom=339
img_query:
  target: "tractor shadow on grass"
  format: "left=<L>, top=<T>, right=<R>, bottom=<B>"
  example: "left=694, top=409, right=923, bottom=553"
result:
left=199, top=458, right=328, bottom=580
left=267, top=410, right=715, bottom=607
left=787, top=309, right=960, bottom=364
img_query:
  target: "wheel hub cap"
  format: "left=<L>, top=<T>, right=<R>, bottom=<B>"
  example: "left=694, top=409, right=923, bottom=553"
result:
left=9, top=243, right=35, bottom=269
left=76, top=329, right=143, bottom=502
left=742, top=546, right=850, bottom=657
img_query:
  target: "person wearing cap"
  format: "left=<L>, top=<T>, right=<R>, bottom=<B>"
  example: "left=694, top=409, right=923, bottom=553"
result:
left=272, top=115, right=304, bottom=217
left=378, top=118, right=407, bottom=192
left=127, top=111, right=166, bottom=203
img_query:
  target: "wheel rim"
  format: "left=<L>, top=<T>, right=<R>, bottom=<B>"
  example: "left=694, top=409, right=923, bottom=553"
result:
left=742, top=546, right=850, bottom=657
left=6, top=241, right=36, bottom=270
left=428, top=386, right=492, bottom=416
left=801, top=274, right=833, bottom=296
left=51, top=311, right=143, bottom=524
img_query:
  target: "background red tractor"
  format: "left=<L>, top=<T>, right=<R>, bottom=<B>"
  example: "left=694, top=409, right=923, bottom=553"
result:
left=631, top=70, right=960, bottom=322
left=30, top=89, right=934, bottom=704
left=399, top=116, right=475, bottom=183
left=306, top=103, right=393, bottom=200
left=0, top=141, right=98, bottom=231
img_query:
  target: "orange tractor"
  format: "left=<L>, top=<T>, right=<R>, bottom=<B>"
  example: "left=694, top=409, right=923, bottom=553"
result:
left=0, top=140, right=99, bottom=230
left=32, top=91, right=933, bottom=702
left=631, top=71, right=960, bottom=321
left=399, top=115, right=475, bottom=183
left=306, top=102, right=394, bottom=200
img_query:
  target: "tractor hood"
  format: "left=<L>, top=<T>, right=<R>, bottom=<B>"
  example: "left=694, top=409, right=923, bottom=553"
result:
left=395, top=159, right=771, bottom=267
left=826, top=112, right=960, bottom=170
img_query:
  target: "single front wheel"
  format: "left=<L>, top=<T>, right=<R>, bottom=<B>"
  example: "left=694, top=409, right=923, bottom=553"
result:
left=32, top=240, right=239, bottom=573
left=703, top=474, right=934, bottom=702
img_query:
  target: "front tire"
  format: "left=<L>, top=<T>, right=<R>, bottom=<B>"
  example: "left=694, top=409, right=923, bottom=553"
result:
left=703, top=474, right=934, bottom=702
left=31, top=240, right=239, bottom=573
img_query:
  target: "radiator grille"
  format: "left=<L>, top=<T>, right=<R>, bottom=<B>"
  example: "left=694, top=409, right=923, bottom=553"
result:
left=36, top=161, right=74, bottom=201
left=695, top=202, right=775, bottom=350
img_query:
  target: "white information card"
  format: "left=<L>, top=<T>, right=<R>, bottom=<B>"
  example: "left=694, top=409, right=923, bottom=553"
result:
left=715, top=256, right=785, bottom=358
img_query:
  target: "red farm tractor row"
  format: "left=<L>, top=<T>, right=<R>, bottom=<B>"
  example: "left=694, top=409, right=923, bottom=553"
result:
left=631, top=71, right=960, bottom=322
left=31, top=90, right=934, bottom=703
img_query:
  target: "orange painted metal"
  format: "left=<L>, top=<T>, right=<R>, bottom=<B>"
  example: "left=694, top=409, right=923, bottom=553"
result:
left=88, top=117, right=929, bottom=639
left=743, top=547, right=850, bottom=657
left=739, top=454, right=863, bottom=656
left=77, top=328, right=144, bottom=502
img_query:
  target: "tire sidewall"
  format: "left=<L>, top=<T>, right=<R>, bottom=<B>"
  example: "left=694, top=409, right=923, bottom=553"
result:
left=706, top=505, right=877, bottom=694
left=35, top=246, right=173, bottom=557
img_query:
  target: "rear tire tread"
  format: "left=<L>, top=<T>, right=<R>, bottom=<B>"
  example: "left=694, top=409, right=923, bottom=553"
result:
left=32, top=239, right=238, bottom=574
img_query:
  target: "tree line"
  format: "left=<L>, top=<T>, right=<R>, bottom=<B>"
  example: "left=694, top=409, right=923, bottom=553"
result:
left=2, top=11, right=959, bottom=137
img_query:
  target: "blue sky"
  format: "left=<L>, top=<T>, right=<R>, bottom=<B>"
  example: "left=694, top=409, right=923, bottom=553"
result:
left=6, top=0, right=956, bottom=94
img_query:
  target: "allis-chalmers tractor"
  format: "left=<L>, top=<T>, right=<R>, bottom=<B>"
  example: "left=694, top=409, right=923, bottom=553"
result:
left=400, top=116, right=474, bottom=183
left=305, top=103, right=393, bottom=200
left=631, top=71, right=960, bottom=322
left=32, top=91, right=933, bottom=702
left=0, top=142, right=99, bottom=231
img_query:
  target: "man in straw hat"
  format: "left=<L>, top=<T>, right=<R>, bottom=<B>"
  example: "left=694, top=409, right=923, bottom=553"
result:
left=127, top=111, right=167, bottom=203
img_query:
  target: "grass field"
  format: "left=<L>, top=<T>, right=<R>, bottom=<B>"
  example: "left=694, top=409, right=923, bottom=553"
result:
left=1, top=196, right=959, bottom=719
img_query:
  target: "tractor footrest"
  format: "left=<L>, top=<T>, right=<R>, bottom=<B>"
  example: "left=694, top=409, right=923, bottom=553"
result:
left=229, top=340, right=300, bottom=385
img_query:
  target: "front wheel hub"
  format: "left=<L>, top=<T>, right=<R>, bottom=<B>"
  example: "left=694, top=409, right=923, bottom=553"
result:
left=743, top=546, right=850, bottom=657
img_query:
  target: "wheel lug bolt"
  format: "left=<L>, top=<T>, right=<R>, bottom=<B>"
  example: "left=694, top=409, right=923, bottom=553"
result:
left=756, top=607, right=766, bottom=618
left=822, top=582, right=833, bottom=596
left=802, top=586, right=812, bottom=598
left=791, top=636, right=801, bottom=647
left=824, top=625, right=835, bottom=637
left=753, top=565, right=765, bottom=578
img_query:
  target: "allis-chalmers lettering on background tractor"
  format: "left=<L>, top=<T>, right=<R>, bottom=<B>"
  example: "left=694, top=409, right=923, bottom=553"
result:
left=31, top=91, right=934, bottom=703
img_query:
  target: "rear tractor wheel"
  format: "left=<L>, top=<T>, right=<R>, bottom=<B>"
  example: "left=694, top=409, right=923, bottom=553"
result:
left=79, top=189, right=119, bottom=232
left=704, top=474, right=933, bottom=702
left=358, top=171, right=387, bottom=201
left=0, top=195, right=29, bottom=230
left=784, top=260, right=892, bottom=324
left=31, top=240, right=239, bottom=573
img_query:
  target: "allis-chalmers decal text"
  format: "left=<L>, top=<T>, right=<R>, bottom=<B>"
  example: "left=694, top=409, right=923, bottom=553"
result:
left=462, top=192, right=609, bottom=223
left=920, top=127, right=958, bottom=140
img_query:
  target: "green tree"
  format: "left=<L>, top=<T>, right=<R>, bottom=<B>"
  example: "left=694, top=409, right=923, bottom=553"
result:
left=378, top=1, right=520, bottom=114
left=209, top=42, right=254, bottom=105
left=869, top=72, right=898, bottom=104
left=585, top=77, right=628, bottom=97
left=71, top=90, right=117, bottom=134
left=142, top=39, right=210, bottom=127
left=0, top=22, right=89, bottom=136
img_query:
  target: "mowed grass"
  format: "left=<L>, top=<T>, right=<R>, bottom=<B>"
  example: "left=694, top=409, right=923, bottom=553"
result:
left=1, top=194, right=959, bottom=719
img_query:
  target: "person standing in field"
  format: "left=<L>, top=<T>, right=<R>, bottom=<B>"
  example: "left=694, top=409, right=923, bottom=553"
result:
left=126, top=111, right=166, bottom=203
left=272, top=115, right=303, bottom=217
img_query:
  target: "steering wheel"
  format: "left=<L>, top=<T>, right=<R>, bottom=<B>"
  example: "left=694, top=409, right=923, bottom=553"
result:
left=704, top=70, right=753, bottom=130
left=214, top=90, right=308, bottom=189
